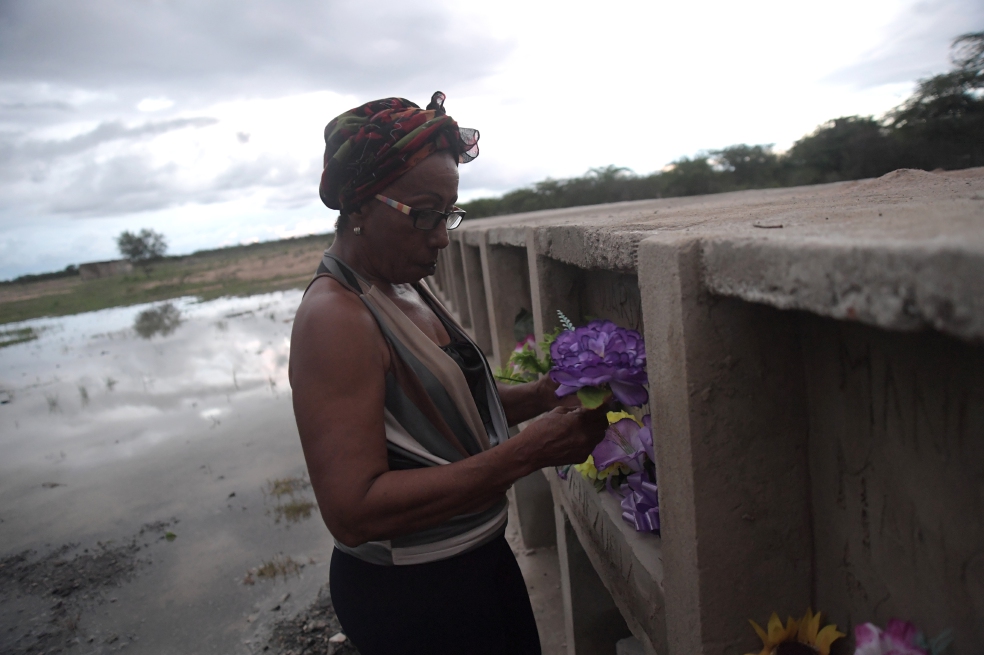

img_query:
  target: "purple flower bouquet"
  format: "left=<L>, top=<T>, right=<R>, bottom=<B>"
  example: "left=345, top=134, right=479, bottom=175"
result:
left=548, top=318, right=648, bottom=409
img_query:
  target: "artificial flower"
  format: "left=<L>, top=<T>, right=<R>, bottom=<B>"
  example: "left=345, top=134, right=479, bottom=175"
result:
left=592, top=415, right=653, bottom=473
left=573, top=455, right=630, bottom=481
left=854, top=619, right=953, bottom=655
left=549, top=319, right=648, bottom=407
left=620, top=471, right=659, bottom=532
left=747, top=609, right=844, bottom=655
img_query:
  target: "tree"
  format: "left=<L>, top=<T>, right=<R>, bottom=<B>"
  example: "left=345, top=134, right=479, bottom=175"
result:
left=710, top=144, right=783, bottom=189
left=117, top=229, right=167, bottom=263
left=952, top=31, right=984, bottom=73
left=886, top=31, right=984, bottom=170
left=785, top=116, right=897, bottom=184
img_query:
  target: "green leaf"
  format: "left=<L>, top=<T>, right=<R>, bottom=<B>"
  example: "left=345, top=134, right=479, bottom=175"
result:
left=506, top=341, right=552, bottom=378
left=538, top=328, right=560, bottom=370
left=494, top=372, right=531, bottom=384
left=164, top=531, right=177, bottom=542
left=557, top=310, right=575, bottom=332
left=577, top=386, right=611, bottom=409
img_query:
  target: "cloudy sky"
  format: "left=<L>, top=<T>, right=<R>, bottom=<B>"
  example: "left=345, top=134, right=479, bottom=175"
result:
left=1, top=0, right=981, bottom=279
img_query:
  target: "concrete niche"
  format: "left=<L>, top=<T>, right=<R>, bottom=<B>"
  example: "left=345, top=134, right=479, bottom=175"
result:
left=480, top=243, right=534, bottom=370
left=528, top=255, right=644, bottom=341
left=802, top=316, right=984, bottom=653
left=459, top=238, right=494, bottom=355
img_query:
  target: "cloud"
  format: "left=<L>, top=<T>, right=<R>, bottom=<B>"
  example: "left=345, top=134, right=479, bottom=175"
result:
left=0, top=0, right=512, bottom=103
left=0, top=0, right=511, bottom=252
left=38, top=149, right=317, bottom=218
left=0, top=117, right=217, bottom=169
left=827, top=0, right=984, bottom=89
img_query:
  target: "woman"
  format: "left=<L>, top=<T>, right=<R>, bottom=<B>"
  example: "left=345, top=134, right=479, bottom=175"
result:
left=289, top=92, right=607, bottom=655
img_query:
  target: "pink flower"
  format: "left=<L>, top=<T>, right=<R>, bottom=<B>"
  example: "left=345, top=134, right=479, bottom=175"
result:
left=514, top=334, right=536, bottom=354
left=853, top=621, right=927, bottom=655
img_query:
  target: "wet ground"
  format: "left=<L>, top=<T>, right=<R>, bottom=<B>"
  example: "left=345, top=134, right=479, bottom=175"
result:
left=0, top=290, right=569, bottom=655
left=0, top=291, right=354, bottom=654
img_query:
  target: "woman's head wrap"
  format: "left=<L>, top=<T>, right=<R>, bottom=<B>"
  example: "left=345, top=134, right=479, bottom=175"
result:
left=319, top=91, right=479, bottom=212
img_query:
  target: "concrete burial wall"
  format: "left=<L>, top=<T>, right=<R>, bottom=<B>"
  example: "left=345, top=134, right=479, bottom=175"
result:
left=429, top=168, right=984, bottom=655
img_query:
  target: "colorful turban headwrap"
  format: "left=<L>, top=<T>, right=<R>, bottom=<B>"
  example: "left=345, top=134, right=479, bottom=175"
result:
left=319, top=91, right=480, bottom=213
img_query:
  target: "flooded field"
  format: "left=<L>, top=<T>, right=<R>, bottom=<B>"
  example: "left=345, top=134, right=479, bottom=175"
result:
left=0, top=291, right=355, bottom=654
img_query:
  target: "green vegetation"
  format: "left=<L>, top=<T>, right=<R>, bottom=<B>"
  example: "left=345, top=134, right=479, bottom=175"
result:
left=272, top=499, right=317, bottom=524
left=265, top=476, right=312, bottom=498
left=0, top=233, right=332, bottom=326
left=117, top=228, right=168, bottom=272
left=133, top=303, right=182, bottom=339
left=264, top=475, right=318, bottom=525
left=0, top=325, right=40, bottom=349
left=7, top=265, right=80, bottom=285
left=242, top=554, right=303, bottom=585
left=462, top=32, right=984, bottom=219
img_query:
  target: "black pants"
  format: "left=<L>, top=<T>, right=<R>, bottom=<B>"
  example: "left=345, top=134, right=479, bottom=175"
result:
left=329, top=534, right=541, bottom=655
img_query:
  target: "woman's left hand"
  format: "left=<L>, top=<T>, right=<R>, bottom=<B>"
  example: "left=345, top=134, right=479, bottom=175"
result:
left=497, top=374, right=579, bottom=426
left=536, top=375, right=581, bottom=410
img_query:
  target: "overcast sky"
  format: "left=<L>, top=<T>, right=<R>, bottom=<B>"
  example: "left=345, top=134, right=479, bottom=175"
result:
left=1, top=0, right=981, bottom=279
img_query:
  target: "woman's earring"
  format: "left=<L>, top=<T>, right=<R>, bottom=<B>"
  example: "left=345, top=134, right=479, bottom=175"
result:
left=353, top=226, right=362, bottom=236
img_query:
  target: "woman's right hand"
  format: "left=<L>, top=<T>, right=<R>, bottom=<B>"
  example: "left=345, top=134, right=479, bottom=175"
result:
left=519, top=405, right=610, bottom=469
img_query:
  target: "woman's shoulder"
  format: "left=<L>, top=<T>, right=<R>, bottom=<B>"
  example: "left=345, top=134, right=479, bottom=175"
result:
left=292, top=276, right=387, bottom=364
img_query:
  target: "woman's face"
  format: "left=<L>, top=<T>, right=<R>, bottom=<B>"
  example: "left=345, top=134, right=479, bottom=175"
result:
left=354, top=151, right=458, bottom=284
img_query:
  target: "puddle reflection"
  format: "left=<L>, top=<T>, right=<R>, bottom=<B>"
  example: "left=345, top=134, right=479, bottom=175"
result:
left=133, top=302, right=182, bottom=339
left=0, top=289, right=340, bottom=655
left=0, top=290, right=302, bottom=470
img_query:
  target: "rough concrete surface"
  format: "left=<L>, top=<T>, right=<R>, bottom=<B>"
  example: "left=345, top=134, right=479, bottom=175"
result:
left=548, top=470, right=666, bottom=655
left=455, top=168, right=984, bottom=340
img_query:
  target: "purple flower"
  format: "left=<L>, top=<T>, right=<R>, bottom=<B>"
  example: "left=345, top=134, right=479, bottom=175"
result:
left=592, top=416, right=654, bottom=473
left=549, top=319, right=648, bottom=407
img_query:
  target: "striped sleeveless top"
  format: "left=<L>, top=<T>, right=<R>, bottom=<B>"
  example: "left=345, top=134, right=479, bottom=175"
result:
left=308, top=253, right=512, bottom=565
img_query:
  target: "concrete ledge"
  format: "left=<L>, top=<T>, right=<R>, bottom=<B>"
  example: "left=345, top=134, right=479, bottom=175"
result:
left=548, top=468, right=667, bottom=655
left=702, top=236, right=984, bottom=342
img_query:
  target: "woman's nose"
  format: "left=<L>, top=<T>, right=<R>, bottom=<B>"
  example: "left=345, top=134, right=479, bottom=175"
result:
left=428, top=219, right=451, bottom=249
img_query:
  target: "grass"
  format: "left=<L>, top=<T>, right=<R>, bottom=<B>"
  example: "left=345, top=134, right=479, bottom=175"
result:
left=242, top=554, right=303, bottom=585
left=0, top=233, right=332, bottom=326
left=273, top=499, right=317, bottom=524
left=264, top=475, right=317, bottom=525
left=0, top=325, right=40, bottom=348
left=265, top=475, right=311, bottom=499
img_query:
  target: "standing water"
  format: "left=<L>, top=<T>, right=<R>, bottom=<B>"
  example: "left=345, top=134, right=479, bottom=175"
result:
left=0, top=291, right=353, bottom=654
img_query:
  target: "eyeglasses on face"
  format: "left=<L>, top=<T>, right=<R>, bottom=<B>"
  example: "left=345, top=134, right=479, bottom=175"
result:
left=374, top=194, right=465, bottom=230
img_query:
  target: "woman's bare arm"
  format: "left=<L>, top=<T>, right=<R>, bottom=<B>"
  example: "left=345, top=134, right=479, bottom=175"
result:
left=289, top=279, right=606, bottom=548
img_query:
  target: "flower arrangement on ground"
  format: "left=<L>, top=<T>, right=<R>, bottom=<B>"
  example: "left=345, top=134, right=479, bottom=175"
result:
left=746, top=609, right=844, bottom=655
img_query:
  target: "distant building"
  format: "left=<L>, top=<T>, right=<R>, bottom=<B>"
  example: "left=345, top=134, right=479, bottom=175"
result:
left=78, top=259, right=133, bottom=281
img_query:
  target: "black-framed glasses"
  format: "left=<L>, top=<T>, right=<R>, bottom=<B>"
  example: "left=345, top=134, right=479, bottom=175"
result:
left=374, top=194, right=465, bottom=230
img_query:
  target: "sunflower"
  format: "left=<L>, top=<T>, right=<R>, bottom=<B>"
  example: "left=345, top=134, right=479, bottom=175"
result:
left=746, top=609, right=845, bottom=655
